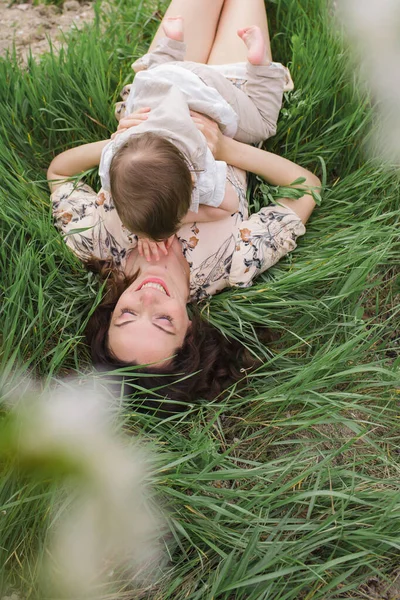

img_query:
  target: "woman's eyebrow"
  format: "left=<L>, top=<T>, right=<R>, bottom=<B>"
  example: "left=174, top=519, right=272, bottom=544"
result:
left=114, top=321, right=175, bottom=336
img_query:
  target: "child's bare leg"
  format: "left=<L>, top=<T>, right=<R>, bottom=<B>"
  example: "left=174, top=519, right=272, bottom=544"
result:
left=237, top=26, right=269, bottom=66
left=162, top=16, right=184, bottom=43
left=149, top=0, right=225, bottom=63
left=207, top=0, right=272, bottom=65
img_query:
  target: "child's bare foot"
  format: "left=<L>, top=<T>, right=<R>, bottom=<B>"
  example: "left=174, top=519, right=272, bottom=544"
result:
left=163, top=16, right=184, bottom=42
left=237, top=26, right=269, bottom=66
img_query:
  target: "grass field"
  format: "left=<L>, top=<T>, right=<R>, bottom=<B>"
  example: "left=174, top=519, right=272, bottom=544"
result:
left=0, top=0, right=399, bottom=598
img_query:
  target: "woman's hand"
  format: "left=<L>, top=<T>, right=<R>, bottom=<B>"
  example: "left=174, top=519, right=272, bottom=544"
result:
left=137, top=235, right=175, bottom=262
left=190, top=111, right=224, bottom=159
left=111, top=107, right=151, bottom=139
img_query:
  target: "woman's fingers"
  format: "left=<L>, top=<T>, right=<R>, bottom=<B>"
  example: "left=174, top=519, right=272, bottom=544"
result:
left=117, top=120, right=142, bottom=131
left=191, top=116, right=204, bottom=127
left=189, top=111, right=223, bottom=157
left=190, top=110, right=206, bottom=120
left=121, top=106, right=150, bottom=116
left=111, top=127, right=128, bottom=140
left=189, top=110, right=217, bottom=126
left=189, top=111, right=219, bottom=134
left=117, top=108, right=151, bottom=130
left=118, top=116, right=148, bottom=129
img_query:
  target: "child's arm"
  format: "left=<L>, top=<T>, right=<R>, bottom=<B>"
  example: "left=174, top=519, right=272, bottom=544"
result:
left=47, top=140, right=110, bottom=193
left=181, top=182, right=239, bottom=224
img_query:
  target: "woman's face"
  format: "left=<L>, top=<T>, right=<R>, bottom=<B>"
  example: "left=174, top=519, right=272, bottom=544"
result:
left=107, top=238, right=191, bottom=366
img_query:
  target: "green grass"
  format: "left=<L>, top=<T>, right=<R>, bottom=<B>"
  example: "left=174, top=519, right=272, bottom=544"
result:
left=0, top=0, right=399, bottom=598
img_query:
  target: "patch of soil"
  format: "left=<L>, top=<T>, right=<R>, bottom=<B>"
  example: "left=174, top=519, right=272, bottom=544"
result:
left=0, top=0, right=95, bottom=62
left=337, top=571, right=400, bottom=600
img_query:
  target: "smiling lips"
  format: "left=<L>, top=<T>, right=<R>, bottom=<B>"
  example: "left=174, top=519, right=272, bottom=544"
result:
left=137, top=278, right=170, bottom=296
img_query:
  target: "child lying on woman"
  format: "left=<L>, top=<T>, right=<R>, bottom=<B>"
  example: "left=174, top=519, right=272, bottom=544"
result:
left=99, top=16, right=293, bottom=259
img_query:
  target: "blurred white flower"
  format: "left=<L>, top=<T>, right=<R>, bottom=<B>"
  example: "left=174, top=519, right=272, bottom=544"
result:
left=6, top=378, right=163, bottom=599
left=337, top=0, right=400, bottom=165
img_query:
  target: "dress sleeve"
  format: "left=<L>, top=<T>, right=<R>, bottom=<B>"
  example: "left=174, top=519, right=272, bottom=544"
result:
left=51, top=182, right=134, bottom=267
left=228, top=205, right=306, bottom=287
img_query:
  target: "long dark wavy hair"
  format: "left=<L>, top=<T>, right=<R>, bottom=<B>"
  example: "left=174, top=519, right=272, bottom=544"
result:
left=85, top=260, right=268, bottom=413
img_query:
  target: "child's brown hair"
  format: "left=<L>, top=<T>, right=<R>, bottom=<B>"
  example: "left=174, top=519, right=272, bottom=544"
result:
left=109, top=133, right=193, bottom=241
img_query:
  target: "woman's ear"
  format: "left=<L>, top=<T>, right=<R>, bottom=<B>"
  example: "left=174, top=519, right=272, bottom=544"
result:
left=185, top=307, right=192, bottom=329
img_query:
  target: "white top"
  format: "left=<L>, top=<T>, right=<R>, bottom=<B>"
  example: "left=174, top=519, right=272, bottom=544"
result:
left=128, top=64, right=238, bottom=137
left=99, top=64, right=239, bottom=212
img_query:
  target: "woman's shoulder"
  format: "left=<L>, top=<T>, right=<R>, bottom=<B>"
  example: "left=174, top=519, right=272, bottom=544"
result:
left=229, top=204, right=306, bottom=288
left=181, top=186, right=306, bottom=300
left=51, top=181, right=136, bottom=267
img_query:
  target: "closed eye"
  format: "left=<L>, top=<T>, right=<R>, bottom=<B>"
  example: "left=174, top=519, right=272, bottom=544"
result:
left=158, top=315, right=173, bottom=323
left=114, top=310, right=175, bottom=335
left=119, top=310, right=172, bottom=323
left=121, top=309, right=136, bottom=316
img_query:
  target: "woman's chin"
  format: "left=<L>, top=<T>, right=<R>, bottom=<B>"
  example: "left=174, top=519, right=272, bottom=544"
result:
left=128, top=239, right=190, bottom=282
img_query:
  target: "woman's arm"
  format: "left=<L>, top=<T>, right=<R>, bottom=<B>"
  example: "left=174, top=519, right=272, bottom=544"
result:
left=191, top=111, right=320, bottom=225
left=216, top=137, right=320, bottom=224
left=47, top=140, right=110, bottom=193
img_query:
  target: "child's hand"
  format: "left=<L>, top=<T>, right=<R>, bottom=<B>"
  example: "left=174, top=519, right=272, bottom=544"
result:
left=111, top=107, right=151, bottom=139
left=137, top=235, right=175, bottom=262
left=190, top=111, right=223, bottom=159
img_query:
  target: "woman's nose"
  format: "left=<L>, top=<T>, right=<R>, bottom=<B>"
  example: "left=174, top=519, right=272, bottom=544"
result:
left=139, top=287, right=158, bottom=307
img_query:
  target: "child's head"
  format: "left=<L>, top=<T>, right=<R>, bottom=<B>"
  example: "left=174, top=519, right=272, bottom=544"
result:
left=109, top=133, right=193, bottom=240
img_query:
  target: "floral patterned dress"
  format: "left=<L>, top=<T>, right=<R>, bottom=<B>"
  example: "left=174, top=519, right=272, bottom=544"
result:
left=51, top=166, right=305, bottom=302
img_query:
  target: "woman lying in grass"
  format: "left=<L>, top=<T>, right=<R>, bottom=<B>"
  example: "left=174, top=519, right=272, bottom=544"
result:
left=47, top=0, right=320, bottom=404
